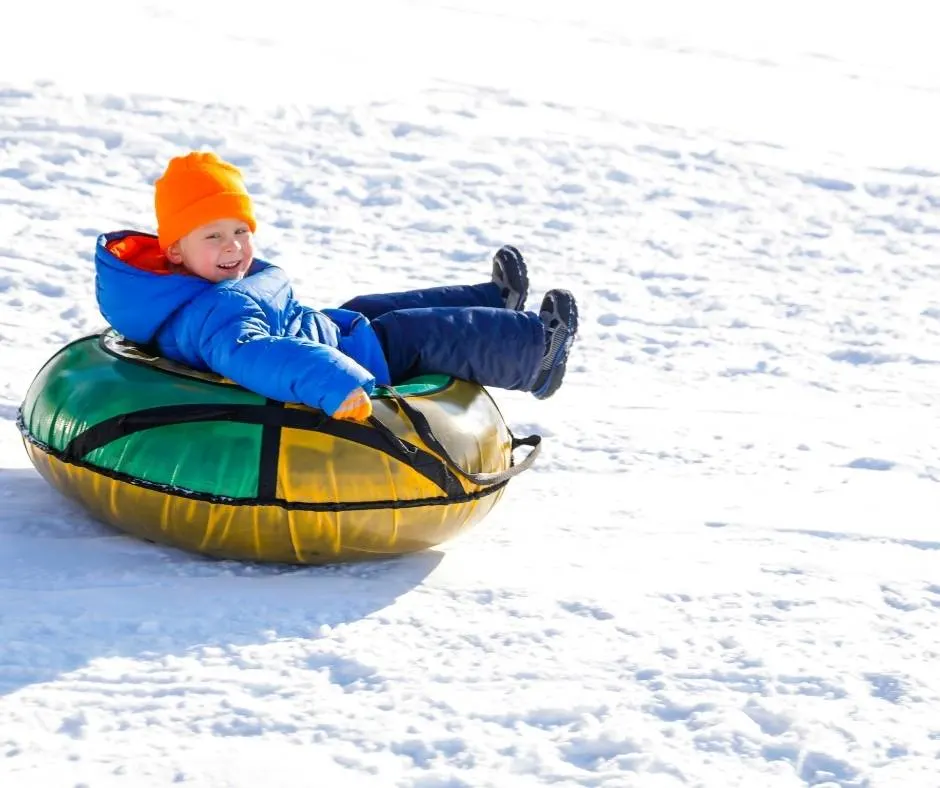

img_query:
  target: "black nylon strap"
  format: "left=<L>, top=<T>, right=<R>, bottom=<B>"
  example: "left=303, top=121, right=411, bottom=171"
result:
left=62, top=403, right=463, bottom=497
left=374, top=385, right=542, bottom=487
left=257, top=399, right=283, bottom=500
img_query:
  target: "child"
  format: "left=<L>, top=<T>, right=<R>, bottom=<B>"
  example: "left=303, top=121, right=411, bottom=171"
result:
left=95, top=151, right=579, bottom=421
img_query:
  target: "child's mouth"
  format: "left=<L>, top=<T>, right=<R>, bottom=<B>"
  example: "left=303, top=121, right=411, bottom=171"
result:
left=217, top=261, right=241, bottom=270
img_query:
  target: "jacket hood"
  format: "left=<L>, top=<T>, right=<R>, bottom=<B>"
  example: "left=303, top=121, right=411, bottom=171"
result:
left=95, top=231, right=211, bottom=343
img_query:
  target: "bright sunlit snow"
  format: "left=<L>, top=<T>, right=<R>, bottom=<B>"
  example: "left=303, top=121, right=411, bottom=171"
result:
left=1, top=1, right=939, bottom=786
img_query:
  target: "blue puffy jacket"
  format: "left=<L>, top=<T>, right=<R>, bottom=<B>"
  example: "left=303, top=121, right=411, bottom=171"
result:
left=94, top=231, right=391, bottom=416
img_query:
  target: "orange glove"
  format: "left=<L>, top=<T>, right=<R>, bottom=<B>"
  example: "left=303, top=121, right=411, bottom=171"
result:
left=333, top=387, right=373, bottom=421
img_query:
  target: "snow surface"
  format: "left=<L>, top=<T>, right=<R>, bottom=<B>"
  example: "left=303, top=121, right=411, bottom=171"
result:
left=2, top=1, right=940, bottom=785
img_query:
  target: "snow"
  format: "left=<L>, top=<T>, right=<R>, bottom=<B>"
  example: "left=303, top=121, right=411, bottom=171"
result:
left=1, top=0, right=939, bottom=785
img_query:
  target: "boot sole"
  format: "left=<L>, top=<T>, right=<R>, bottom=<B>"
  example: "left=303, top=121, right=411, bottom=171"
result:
left=494, top=246, right=529, bottom=311
left=533, top=291, right=579, bottom=399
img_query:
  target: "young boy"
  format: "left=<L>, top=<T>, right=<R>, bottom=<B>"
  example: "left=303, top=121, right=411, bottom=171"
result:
left=95, top=151, right=579, bottom=421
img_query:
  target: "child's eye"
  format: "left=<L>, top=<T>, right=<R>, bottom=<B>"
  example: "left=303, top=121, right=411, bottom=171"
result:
left=235, top=227, right=248, bottom=235
left=205, top=233, right=221, bottom=240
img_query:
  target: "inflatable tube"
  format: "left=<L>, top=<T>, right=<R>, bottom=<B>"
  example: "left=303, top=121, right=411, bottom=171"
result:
left=17, top=330, right=540, bottom=564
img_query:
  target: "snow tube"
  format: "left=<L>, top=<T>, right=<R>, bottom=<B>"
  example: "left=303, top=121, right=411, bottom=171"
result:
left=17, top=330, right=540, bottom=564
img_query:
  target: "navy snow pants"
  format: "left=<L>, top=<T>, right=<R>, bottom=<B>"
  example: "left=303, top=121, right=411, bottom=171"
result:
left=341, top=282, right=544, bottom=391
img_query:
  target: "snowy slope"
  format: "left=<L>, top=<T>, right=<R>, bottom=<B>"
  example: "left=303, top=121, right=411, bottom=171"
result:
left=1, top=2, right=939, bottom=786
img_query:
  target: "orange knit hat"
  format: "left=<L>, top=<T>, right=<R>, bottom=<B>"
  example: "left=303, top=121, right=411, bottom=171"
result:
left=154, top=151, right=257, bottom=250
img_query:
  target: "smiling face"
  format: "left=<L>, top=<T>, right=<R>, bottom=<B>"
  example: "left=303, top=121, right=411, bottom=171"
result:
left=165, top=218, right=255, bottom=283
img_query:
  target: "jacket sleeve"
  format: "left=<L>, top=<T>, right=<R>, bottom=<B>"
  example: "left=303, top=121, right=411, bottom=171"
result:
left=192, top=289, right=375, bottom=416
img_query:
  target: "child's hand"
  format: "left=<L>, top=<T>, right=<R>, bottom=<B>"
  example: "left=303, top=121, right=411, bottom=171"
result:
left=333, top=387, right=373, bottom=421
